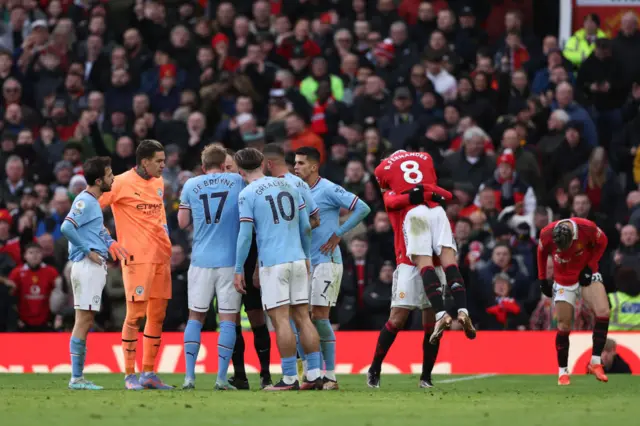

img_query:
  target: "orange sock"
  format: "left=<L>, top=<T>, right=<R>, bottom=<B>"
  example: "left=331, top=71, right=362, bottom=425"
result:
left=142, top=298, right=168, bottom=373
left=122, top=301, right=147, bottom=375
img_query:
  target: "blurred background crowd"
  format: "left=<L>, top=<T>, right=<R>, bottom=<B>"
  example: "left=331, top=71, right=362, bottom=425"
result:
left=1, top=0, right=640, bottom=334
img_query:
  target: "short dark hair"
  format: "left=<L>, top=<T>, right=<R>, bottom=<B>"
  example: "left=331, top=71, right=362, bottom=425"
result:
left=136, top=139, right=164, bottom=165
left=234, top=148, right=264, bottom=171
left=24, top=242, right=42, bottom=251
left=295, top=146, right=321, bottom=163
left=83, top=156, right=112, bottom=186
left=262, top=143, right=285, bottom=158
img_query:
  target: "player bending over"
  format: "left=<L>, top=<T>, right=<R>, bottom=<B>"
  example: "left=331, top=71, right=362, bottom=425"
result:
left=367, top=185, right=451, bottom=388
left=537, top=217, right=610, bottom=385
left=374, top=150, right=476, bottom=344
left=100, top=140, right=173, bottom=390
left=61, top=156, right=129, bottom=390
left=178, top=145, right=246, bottom=390
left=222, top=150, right=273, bottom=390
left=294, top=147, right=370, bottom=389
left=233, top=148, right=323, bottom=390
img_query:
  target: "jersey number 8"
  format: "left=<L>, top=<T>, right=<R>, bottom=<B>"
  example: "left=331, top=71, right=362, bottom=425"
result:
left=400, top=160, right=423, bottom=184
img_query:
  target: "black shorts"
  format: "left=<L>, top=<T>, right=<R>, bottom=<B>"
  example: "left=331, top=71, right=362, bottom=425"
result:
left=242, top=235, right=262, bottom=312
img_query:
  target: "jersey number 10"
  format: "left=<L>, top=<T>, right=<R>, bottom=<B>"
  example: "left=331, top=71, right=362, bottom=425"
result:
left=266, top=192, right=295, bottom=224
left=199, top=192, right=228, bottom=224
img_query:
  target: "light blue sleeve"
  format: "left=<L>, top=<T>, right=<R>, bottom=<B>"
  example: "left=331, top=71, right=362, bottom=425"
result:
left=329, top=185, right=371, bottom=237
left=60, top=220, right=89, bottom=255
left=102, top=227, right=115, bottom=248
left=65, top=197, right=96, bottom=228
left=297, top=191, right=311, bottom=258
left=179, top=179, right=192, bottom=209
left=301, top=183, right=319, bottom=216
left=238, top=189, right=255, bottom=222
left=235, top=221, right=253, bottom=273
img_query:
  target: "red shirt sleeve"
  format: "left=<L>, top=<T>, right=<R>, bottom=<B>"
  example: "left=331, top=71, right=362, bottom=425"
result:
left=374, top=163, right=389, bottom=190
left=382, top=185, right=452, bottom=211
left=588, top=226, right=608, bottom=273
left=537, top=225, right=553, bottom=280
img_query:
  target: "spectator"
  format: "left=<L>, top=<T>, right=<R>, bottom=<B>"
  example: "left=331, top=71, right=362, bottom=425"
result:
left=443, top=126, right=495, bottom=188
left=35, top=189, right=70, bottom=241
left=362, top=260, right=394, bottom=330
left=286, top=111, right=326, bottom=164
left=164, top=244, right=189, bottom=332
left=612, top=12, right=640, bottom=87
left=552, top=82, right=598, bottom=147
left=546, top=121, right=592, bottom=192
left=300, top=56, right=344, bottom=104
left=7, top=243, right=63, bottom=331
left=482, top=272, right=528, bottom=330
left=563, top=13, right=608, bottom=69
left=378, top=86, right=421, bottom=150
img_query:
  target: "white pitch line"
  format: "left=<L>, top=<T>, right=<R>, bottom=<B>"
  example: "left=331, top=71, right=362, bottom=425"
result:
left=438, top=373, right=498, bottom=384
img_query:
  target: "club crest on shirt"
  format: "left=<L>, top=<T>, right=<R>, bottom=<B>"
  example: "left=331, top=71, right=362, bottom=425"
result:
left=135, top=286, right=144, bottom=296
left=92, top=295, right=101, bottom=305
left=75, top=200, right=85, bottom=210
left=157, top=188, right=163, bottom=197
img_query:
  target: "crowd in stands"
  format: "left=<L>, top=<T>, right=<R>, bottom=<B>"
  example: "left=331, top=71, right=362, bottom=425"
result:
left=1, top=0, right=640, bottom=333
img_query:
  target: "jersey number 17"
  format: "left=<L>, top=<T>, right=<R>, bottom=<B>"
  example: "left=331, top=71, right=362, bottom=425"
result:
left=199, top=192, right=228, bottom=224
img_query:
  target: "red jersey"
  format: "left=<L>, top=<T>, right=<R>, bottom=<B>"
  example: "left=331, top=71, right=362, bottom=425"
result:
left=375, top=151, right=440, bottom=207
left=9, top=264, right=59, bottom=326
left=537, top=218, right=608, bottom=286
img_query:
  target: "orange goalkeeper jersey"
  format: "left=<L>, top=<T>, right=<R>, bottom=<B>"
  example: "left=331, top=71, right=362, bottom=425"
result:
left=99, top=169, right=171, bottom=265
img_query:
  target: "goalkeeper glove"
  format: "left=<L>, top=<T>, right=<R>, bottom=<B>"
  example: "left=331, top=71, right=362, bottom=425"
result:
left=109, top=241, right=130, bottom=262
left=404, top=184, right=425, bottom=205
left=538, top=279, right=553, bottom=298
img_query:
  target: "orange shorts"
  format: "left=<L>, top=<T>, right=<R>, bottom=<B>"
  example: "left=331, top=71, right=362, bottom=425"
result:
left=122, top=263, right=171, bottom=301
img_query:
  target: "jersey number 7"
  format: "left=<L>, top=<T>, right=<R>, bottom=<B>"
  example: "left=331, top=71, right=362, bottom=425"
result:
left=199, top=192, right=228, bottom=224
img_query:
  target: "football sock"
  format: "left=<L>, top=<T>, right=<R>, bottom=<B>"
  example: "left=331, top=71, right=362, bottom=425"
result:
left=421, top=322, right=439, bottom=380
left=306, top=351, right=322, bottom=381
left=290, top=319, right=306, bottom=361
left=592, top=316, right=609, bottom=363
left=252, top=324, right=271, bottom=376
left=556, top=330, right=570, bottom=373
left=445, top=265, right=468, bottom=311
left=142, top=298, right=167, bottom=373
left=370, top=321, right=399, bottom=373
left=183, top=319, right=202, bottom=381
left=313, top=319, right=336, bottom=380
left=70, top=336, right=86, bottom=379
left=122, top=301, right=146, bottom=375
left=281, top=356, right=297, bottom=385
left=421, top=266, right=445, bottom=313
left=232, top=325, right=247, bottom=379
left=217, top=321, right=236, bottom=384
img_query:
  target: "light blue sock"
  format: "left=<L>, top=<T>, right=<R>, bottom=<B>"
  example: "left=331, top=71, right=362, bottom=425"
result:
left=281, top=355, right=297, bottom=380
left=217, top=321, right=236, bottom=384
left=184, top=320, right=203, bottom=380
left=314, top=319, right=336, bottom=376
left=70, top=336, right=86, bottom=379
left=290, top=319, right=306, bottom=361
left=305, top=351, right=322, bottom=380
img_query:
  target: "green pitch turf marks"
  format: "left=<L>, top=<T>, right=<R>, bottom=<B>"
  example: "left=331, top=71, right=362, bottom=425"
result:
left=0, top=374, right=638, bottom=426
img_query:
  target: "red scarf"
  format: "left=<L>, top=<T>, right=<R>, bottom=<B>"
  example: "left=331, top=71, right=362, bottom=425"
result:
left=310, top=98, right=333, bottom=135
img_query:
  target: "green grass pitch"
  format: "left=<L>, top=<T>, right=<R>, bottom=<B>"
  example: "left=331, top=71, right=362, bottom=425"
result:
left=1, top=374, right=638, bottom=426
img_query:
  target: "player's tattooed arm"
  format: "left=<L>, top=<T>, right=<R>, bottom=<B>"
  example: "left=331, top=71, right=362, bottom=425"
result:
left=135, top=165, right=151, bottom=180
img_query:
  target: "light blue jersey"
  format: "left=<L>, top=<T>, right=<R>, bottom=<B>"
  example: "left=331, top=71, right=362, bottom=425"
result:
left=280, top=172, right=319, bottom=218
left=236, top=177, right=309, bottom=271
left=309, top=177, right=370, bottom=266
left=180, top=173, right=245, bottom=268
left=63, top=191, right=110, bottom=261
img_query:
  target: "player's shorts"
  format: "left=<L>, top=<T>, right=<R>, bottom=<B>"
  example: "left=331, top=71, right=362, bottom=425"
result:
left=259, top=259, right=308, bottom=310
left=188, top=265, right=241, bottom=314
left=553, top=282, right=580, bottom=308
left=122, top=262, right=171, bottom=301
left=391, top=263, right=446, bottom=310
left=70, top=256, right=107, bottom=311
left=310, top=262, right=343, bottom=307
left=403, top=205, right=456, bottom=258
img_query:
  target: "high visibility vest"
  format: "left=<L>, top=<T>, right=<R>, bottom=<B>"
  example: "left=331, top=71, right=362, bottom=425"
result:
left=608, top=292, right=640, bottom=331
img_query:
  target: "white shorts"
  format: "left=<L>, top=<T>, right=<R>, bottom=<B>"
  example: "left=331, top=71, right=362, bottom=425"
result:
left=188, top=265, right=241, bottom=313
left=403, top=205, right=456, bottom=258
left=553, top=282, right=580, bottom=308
left=310, top=263, right=343, bottom=307
left=259, top=260, right=308, bottom=310
left=391, top=263, right=446, bottom=310
left=71, top=256, right=107, bottom=312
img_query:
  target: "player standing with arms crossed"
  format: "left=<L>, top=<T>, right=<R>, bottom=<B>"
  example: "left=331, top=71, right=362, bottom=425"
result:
left=61, top=157, right=129, bottom=390
left=366, top=184, right=453, bottom=389
left=294, top=147, right=370, bottom=389
left=178, top=145, right=246, bottom=390
left=99, top=140, right=173, bottom=390
left=374, top=150, right=476, bottom=344
left=537, top=218, right=610, bottom=385
left=233, top=148, right=323, bottom=390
